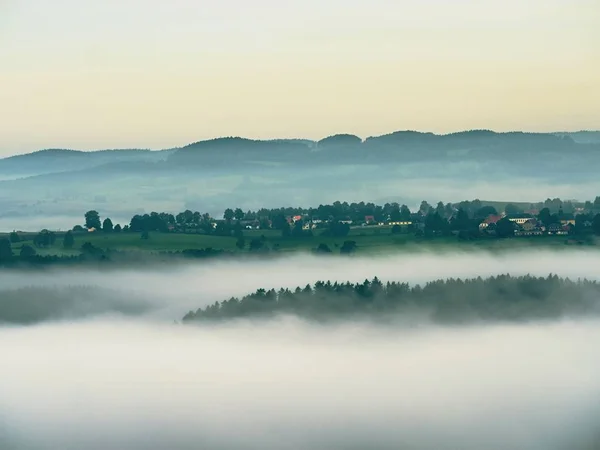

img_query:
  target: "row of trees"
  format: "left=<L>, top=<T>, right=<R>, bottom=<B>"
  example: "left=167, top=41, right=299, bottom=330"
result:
left=0, top=230, right=76, bottom=262
left=183, top=274, right=600, bottom=324
left=76, top=195, right=600, bottom=241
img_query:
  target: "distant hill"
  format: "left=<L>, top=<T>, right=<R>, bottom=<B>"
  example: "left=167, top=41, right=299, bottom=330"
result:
left=317, top=134, right=362, bottom=147
left=554, top=131, right=600, bottom=144
left=2, top=130, right=599, bottom=177
left=0, top=148, right=174, bottom=178
left=167, top=137, right=313, bottom=167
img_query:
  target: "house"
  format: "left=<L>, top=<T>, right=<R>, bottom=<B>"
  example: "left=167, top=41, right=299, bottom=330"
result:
left=292, top=215, right=303, bottom=223
left=547, top=223, right=568, bottom=235
left=521, top=219, right=538, bottom=231
left=515, top=219, right=543, bottom=236
left=388, top=221, right=413, bottom=227
left=479, top=214, right=503, bottom=230
left=559, top=213, right=575, bottom=227
left=364, top=215, right=375, bottom=224
left=506, top=214, right=534, bottom=225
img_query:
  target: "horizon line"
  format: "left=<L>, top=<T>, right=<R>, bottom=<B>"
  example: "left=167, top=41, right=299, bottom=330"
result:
left=3, top=128, right=599, bottom=158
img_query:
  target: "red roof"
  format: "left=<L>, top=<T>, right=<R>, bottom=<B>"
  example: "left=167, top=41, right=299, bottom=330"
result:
left=485, top=214, right=503, bottom=225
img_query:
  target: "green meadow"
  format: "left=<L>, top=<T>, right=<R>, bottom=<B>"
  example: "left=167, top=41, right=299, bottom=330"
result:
left=3, top=225, right=592, bottom=258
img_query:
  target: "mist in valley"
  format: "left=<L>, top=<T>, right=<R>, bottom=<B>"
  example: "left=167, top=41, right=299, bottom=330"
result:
left=3, top=166, right=600, bottom=232
left=2, top=317, right=600, bottom=450
left=2, top=131, right=600, bottom=231
left=2, top=251, right=600, bottom=449
left=5, top=250, right=600, bottom=323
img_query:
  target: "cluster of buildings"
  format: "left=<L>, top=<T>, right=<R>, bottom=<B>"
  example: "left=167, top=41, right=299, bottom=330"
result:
left=478, top=212, right=578, bottom=236
left=236, top=208, right=590, bottom=238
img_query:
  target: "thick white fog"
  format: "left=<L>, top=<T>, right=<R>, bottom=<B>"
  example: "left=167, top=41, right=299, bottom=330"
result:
left=2, top=250, right=600, bottom=449
left=4, top=250, right=600, bottom=319
left=2, top=318, right=600, bottom=450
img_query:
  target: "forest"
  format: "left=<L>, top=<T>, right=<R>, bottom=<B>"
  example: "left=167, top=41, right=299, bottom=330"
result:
left=183, top=274, right=600, bottom=324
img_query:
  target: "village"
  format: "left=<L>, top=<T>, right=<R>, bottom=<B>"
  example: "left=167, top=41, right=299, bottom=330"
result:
left=254, top=207, right=587, bottom=239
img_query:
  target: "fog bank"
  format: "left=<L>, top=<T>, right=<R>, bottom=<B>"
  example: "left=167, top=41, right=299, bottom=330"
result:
left=2, top=318, right=600, bottom=450
left=4, top=250, right=600, bottom=321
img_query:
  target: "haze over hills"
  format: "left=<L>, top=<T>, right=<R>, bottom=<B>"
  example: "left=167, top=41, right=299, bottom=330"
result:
left=2, top=130, right=599, bottom=175
left=1, top=129, right=600, bottom=231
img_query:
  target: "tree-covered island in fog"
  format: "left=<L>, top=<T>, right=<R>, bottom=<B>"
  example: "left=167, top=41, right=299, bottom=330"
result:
left=183, top=275, right=600, bottom=325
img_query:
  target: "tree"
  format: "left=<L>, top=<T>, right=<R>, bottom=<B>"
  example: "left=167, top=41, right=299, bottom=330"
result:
left=102, top=218, right=114, bottom=233
left=33, top=230, right=56, bottom=248
left=475, top=206, right=497, bottom=219
left=400, top=205, right=411, bottom=221
left=214, top=222, right=231, bottom=236
left=504, top=204, right=521, bottom=216
left=9, top=232, right=20, bottom=243
left=419, top=201, right=432, bottom=215
left=0, top=238, right=13, bottom=262
left=327, top=221, right=350, bottom=237
left=19, top=244, right=36, bottom=258
left=85, top=210, right=101, bottom=230
left=280, top=222, right=292, bottom=237
left=452, top=208, right=470, bottom=231
left=129, top=215, right=145, bottom=232
left=425, top=212, right=448, bottom=235
left=72, top=225, right=85, bottom=232
left=249, top=238, right=266, bottom=252
left=114, top=224, right=122, bottom=233
left=315, top=243, right=332, bottom=253
left=391, top=224, right=402, bottom=234
left=235, top=236, right=246, bottom=250
left=232, top=222, right=244, bottom=238
left=496, top=217, right=515, bottom=238
left=538, top=208, right=552, bottom=227
left=141, top=230, right=150, bottom=240
left=593, top=214, right=600, bottom=236
left=340, top=240, right=357, bottom=254
left=223, top=208, right=234, bottom=222
left=389, top=203, right=401, bottom=221
left=63, top=231, right=75, bottom=249
left=291, top=220, right=306, bottom=238
left=436, top=201, right=445, bottom=217
left=271, top=213, right=288, bottom=231
left=234, top=208, right=245, bottom=222
left=81, top=242, right=103, bottom=256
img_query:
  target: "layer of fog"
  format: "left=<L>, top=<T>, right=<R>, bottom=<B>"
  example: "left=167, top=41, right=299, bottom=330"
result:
left=3, top=160, right=600, bottom=231
left=4, top=250, right=600, bottom=322
left=2, top=318, right=599, bottom=450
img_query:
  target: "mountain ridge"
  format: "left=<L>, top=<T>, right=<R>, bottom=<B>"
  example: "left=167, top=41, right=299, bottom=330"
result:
left=4, top=129, right=599, bottom=160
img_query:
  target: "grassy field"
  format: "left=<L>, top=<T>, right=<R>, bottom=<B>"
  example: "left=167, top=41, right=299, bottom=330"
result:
left=3, top=225, right=595, bottom=258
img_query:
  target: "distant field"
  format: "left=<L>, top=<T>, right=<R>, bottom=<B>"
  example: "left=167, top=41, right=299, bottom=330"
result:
left=3, top=225, right=594, bottom=258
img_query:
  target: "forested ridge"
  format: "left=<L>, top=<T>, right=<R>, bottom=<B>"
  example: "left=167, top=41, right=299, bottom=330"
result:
left=183, top=275, right=600, bottom=324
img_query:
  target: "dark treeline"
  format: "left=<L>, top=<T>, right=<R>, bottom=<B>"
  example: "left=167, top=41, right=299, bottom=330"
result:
left=0, top=245, right=232, bottom=269
left=183, top=274, right=600, bottom=324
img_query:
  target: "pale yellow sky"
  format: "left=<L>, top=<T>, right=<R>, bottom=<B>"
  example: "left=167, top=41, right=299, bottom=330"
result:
left=1, top=0, right=599, bottom=153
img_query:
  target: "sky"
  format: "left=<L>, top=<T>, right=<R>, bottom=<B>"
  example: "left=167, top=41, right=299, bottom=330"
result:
left=1, top=0, right=599, bottom=154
